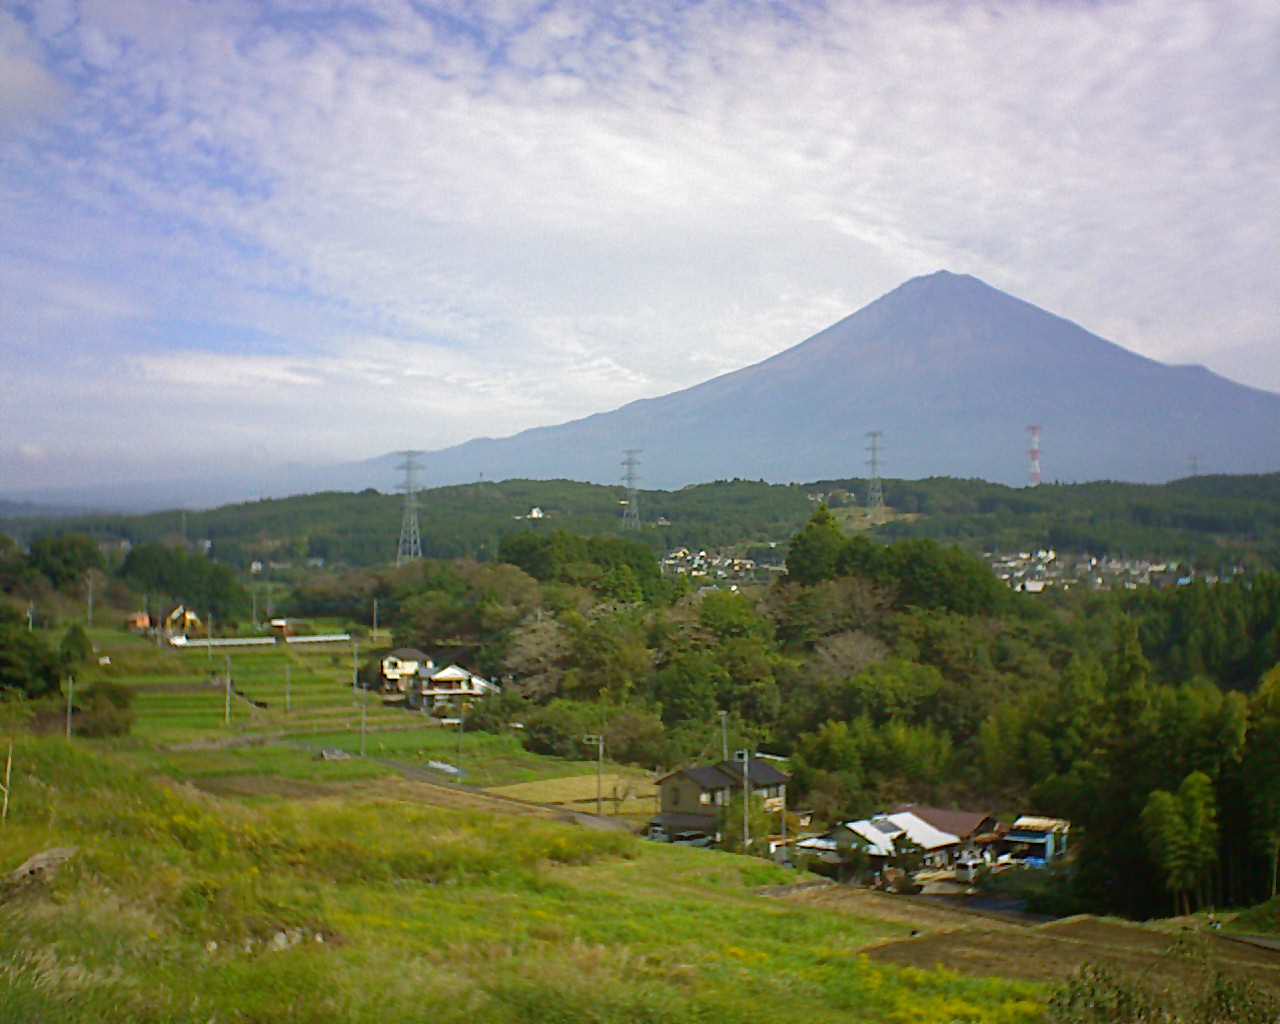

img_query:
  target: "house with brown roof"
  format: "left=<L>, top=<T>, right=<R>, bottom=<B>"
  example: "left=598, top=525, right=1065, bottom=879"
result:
left=890, top=804, right=1003, bottom=863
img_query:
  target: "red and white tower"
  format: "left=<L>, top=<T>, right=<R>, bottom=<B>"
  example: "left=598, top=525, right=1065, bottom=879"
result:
left=1027, top=425, right=1042, bottom=487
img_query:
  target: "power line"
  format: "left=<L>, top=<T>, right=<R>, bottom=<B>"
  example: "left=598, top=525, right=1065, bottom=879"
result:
left=396, top=450, right=423, bottom=565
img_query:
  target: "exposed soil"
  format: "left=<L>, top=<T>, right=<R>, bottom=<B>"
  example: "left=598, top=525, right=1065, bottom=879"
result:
left=863, top=915, right=1280, bottom=996
left=190, top=775, right=351, bottom=800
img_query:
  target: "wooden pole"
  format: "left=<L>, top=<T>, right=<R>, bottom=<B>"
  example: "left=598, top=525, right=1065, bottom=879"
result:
left=1, top=741, right=12, bottom=824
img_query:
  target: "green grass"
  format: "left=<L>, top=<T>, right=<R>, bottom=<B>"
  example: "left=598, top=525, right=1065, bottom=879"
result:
left=1228, top=895, right=1280, bottom=934
left=0, top=738, right=1047, bottom=1023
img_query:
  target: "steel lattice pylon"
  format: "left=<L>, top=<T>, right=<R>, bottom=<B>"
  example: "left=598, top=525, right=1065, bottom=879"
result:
left=865, top=431, right=885, bottom=524
left=396, top=450, right=423, bottom=565
left=621, top=449, right=642, bottom=529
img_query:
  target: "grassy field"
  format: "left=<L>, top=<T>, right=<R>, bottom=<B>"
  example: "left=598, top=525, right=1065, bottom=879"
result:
left=7, top=625, right=1277, bottom=1021
left=0, top=738, right=1049, bottom=1024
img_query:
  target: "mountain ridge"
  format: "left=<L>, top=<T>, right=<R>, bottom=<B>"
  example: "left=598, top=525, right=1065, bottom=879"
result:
left=5, top=271, right=1277, bottom=509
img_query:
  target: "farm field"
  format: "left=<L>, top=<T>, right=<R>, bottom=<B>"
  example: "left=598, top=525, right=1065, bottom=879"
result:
left=486, top=771, right=659, bottom=819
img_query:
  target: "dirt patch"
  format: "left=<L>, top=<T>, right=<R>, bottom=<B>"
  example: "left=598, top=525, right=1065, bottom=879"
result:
left=864, top=916, right=1280, bottom=996
left=773, top=884, right=1013, bottom=933
left=192, top=776, right=350, bottom=800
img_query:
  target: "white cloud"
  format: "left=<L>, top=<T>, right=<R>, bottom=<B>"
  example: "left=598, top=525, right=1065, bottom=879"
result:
left=1, top=0, right=1278, bottom=490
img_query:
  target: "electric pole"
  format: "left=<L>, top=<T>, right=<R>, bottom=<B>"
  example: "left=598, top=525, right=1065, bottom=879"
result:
left=735, top=749, right=751, bottom=852
left=1, top=741, right=11, bottom=824
left=360, top=691, right=367, bottom=758
left=584, top=734, right=604, bottom=815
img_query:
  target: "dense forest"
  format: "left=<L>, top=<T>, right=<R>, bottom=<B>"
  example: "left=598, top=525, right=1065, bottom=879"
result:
left=5, top=472, right=1280, bottom=572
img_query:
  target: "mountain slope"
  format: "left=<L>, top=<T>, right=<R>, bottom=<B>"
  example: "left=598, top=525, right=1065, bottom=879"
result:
left=407, top=271, right=1280, bottom=488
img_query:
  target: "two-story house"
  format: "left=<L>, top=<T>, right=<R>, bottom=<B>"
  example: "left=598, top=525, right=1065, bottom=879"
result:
left=650, top=757, right=789, bottom=841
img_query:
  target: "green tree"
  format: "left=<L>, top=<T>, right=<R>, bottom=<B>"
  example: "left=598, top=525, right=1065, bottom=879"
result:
left=29, top=533, right=103, bottom=589
left=1141, top=771, right=1219, bottom=915
left=0, top=626, right=62, bottom=698
left=718, top=791, right=774, bottom=856
left=1245, top=668, right=1280, bottom=897
left=59, top=623, right=94, bottom=670
left=785, top=506, right=845, bottom=585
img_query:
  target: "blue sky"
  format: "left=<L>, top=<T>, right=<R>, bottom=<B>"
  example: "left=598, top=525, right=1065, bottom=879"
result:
left=2, top=0, right=1277, bottom=492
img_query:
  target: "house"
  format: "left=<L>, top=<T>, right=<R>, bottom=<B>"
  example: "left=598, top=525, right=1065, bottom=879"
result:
left=650, top=757, right=789, bottom=840
left=406, top=663, right=499, bottom=709
left=164, top=605, right=202, bottom=636
left=796, top=807, right=997, bottom=874
left=125, top=611, right=151, bottom=633
left=890, top=804, right=1003, bottom=863
left=1002, top=816, right=1070, bottom=865
left=380, top=648, right=432, bottom=692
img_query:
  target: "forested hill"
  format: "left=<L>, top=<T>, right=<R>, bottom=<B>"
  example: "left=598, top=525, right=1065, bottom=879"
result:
left=4, top=473, right=1280, bottom=570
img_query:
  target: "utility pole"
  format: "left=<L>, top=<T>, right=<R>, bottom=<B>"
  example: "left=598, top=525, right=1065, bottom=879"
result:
left=372, top=598, right=378, bottom=635
left=25, top=604, right=32, bottom=632
left=224, top=656, right=231, bottom=725
left=352, top=639, right=360, bottom=692
left=86, top=573, right=94, bottom=627
left=780, top=777, right=788, bottom=852
left=718, top=710, right=729, bottom=763
left=584, top=734, right=604, bottom=815
left=735, top=749, right=751, bottom=852
left=65, top=677, right=74, bottom=740
left=1, top=741, right=11, bottom=824
left=360, top=690, right=367, bottom=758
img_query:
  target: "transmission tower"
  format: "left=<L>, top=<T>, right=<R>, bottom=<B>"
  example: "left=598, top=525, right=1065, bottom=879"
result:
left=396, top=450, right=423, bottom=566
left=1027, top=425, right=1042, bottom=487
left=621, top=449, right=642, bottom=529
left=865, top=431, right=885, bottom=523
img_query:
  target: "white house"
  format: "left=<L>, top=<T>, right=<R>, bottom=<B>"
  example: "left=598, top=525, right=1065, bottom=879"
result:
left=407, top=663, right=499, bottom=709
left=380, top=648, right=433, bottom=691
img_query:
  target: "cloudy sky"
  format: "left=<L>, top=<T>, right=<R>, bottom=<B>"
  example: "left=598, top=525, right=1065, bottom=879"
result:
left=2, top=0, right=1277, bottom=493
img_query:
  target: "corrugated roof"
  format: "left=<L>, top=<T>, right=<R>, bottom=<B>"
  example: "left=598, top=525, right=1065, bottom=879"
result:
left=1012, top=815, right=1070, bottom=834
left=883, top=812, right=960, bottom=852
left=892, top=804, right=992, bottom=839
